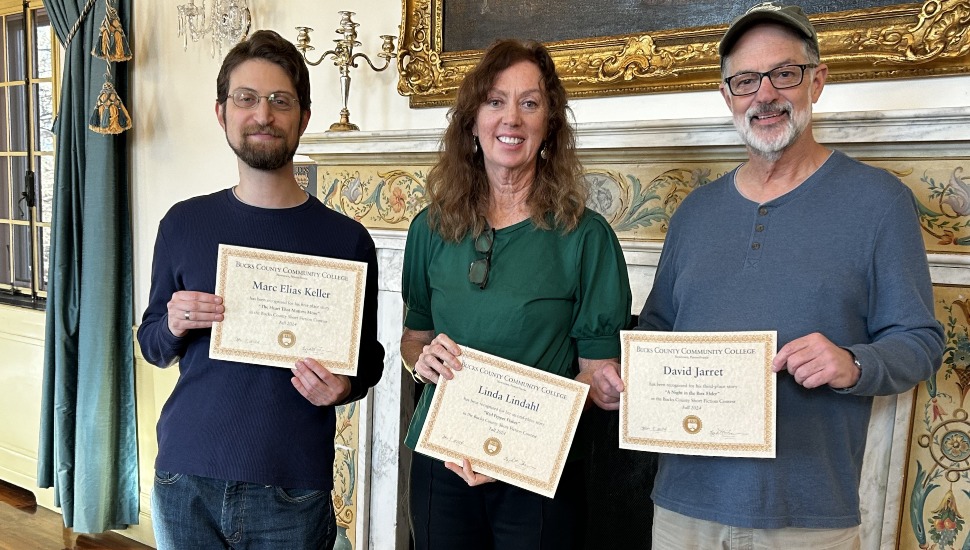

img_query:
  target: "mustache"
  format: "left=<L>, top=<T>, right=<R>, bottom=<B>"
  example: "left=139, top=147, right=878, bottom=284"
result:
left=746, top=101, right=793, bottom=121
left=243, top=124, right=284, bottom=137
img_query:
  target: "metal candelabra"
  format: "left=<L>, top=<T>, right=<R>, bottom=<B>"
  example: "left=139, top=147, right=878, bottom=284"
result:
left=295, top=12, right=396, bottom=131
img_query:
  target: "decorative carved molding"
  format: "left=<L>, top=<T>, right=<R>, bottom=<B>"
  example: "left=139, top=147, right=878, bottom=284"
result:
left=848, top=0, right=970, bottom=64
left=397, top=0, right=970, bottom=107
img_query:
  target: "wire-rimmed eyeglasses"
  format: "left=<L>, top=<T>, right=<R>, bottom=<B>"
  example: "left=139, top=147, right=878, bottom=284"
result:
left=229, top=88, right=300, bottom=111
left=723, top=64, right=817, bottom=97
left=468, top=227, right=495, bottom=290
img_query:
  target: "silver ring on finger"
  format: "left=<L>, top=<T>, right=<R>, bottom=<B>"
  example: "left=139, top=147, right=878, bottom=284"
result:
left=184, top=311, right=191, bottom=321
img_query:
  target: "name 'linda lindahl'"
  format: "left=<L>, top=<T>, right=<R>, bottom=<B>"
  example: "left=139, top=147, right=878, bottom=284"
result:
left=252, top=280, right=331, bottom=298
left=478, top=386, right=540, bottom=412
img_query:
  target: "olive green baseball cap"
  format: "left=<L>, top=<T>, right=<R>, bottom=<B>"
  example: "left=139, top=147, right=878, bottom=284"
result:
left=719, top=2, right=818, bottom=57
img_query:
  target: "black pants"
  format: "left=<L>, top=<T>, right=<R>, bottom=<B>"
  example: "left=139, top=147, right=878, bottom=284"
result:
left=408, top=452, right=587, bottom=550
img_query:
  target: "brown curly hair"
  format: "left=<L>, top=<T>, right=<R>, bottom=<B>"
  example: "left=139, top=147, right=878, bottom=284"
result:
left=425, top=39, right=586, bottom=242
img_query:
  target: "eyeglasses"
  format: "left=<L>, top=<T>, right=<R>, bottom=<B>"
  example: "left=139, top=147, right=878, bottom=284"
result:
left=468, top=227, right=495, bottom=290
left=723, top=64, right=817, bottom=96
left=229, top=89, right=300, bottom=111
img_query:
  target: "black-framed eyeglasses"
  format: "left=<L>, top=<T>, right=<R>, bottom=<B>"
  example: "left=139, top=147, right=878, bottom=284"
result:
left=723, top=64, right=817, bottom=96
left=229, top=88, right=300, bottom=111
left=468, top=227, right=495, bottom=290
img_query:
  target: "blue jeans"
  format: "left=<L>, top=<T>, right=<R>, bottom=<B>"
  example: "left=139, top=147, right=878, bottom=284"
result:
left=152, top=471, right=336, bottom=550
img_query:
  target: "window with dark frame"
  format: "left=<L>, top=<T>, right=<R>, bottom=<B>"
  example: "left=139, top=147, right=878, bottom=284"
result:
left=0, top=0, right=55, bottom=304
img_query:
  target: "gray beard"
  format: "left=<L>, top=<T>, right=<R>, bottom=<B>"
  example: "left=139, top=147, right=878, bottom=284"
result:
left=734, top=100, right=810, bottom=162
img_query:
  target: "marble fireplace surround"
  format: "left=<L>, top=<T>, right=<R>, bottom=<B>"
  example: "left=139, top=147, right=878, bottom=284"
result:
left=298, top=107, right=970, bottom=550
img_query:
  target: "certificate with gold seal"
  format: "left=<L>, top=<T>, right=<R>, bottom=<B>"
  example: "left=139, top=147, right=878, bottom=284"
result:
left=209, top=244, right=366, bottom=375
left=415, top=347, right=589, bottom=498
left=620, top=331, right=777, bottom=458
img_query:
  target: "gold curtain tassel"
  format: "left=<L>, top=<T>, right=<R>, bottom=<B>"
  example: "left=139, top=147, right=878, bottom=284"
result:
left=92, top=4, right=132, bottom=62
left=89, top=79, right=132, bottom=134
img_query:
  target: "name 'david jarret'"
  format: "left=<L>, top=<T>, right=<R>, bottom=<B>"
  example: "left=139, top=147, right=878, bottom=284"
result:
left=662, top=365, right=725, bottom=378
left=477, top=386, right=540, bottom=412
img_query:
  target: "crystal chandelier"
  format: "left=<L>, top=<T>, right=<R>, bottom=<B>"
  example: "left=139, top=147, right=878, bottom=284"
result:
left=177, top=0, right=252, bottom=57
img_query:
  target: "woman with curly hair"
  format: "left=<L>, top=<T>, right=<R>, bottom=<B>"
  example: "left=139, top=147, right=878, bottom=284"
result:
left=400, top=38, right=632, bottom=549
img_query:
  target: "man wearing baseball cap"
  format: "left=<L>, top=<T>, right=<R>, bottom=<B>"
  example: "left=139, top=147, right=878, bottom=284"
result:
left=590, top=2, right=943, bottom=548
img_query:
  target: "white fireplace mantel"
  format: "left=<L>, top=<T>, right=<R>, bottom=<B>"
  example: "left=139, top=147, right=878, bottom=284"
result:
left=300, top=106, right=970, bottom=160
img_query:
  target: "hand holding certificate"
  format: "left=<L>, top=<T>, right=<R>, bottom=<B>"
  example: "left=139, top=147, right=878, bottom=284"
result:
left=620, top=331, right=777, bottom=458
left=209, top=244, right=366, bottom=375
left=415, top=347, right=589, bottom=498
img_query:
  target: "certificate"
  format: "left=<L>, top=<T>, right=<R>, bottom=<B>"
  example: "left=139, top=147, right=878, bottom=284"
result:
left=415, top=348, right=589, bottom=498
left=209, top=244, right=366, bottom=375
left=620, top=331, right=777, bottom=458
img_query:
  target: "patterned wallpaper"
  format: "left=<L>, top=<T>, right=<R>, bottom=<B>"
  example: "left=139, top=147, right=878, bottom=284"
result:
left=315, top=159, right=970, bottom=251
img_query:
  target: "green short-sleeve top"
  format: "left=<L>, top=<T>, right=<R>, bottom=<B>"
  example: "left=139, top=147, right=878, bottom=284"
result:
left=402, top=207, right=632, bottom=450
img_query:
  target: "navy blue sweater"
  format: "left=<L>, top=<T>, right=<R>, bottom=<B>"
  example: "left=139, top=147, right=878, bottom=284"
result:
left=137, top=189, right=384, bottom=490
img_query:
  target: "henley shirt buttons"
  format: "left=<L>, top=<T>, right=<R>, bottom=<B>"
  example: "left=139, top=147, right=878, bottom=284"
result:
left=758, top=207, right=768, bottom=216
left=751, top=243, right=761, bottom=250
left=756, top=224, right=765, bottom=232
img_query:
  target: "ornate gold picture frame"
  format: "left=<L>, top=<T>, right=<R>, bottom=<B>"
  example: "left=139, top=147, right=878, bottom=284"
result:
left=397, top=0, right=970, bottom=107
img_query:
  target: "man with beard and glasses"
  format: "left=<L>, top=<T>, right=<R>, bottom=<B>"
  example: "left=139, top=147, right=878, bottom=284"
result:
left=587, top=2, right=943, bottom=548
left=137, top=30, right=384, bottom=549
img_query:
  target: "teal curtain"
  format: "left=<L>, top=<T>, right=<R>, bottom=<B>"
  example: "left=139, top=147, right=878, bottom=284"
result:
left=37, top=0, right=138, bottom=533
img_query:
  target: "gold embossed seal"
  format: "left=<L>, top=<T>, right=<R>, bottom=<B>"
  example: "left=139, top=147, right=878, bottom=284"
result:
left=483, top=437, right=502, bottom=456
left=278, top=330, right=296, bottom=348
left=683, top=415, right=702, bottom=435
